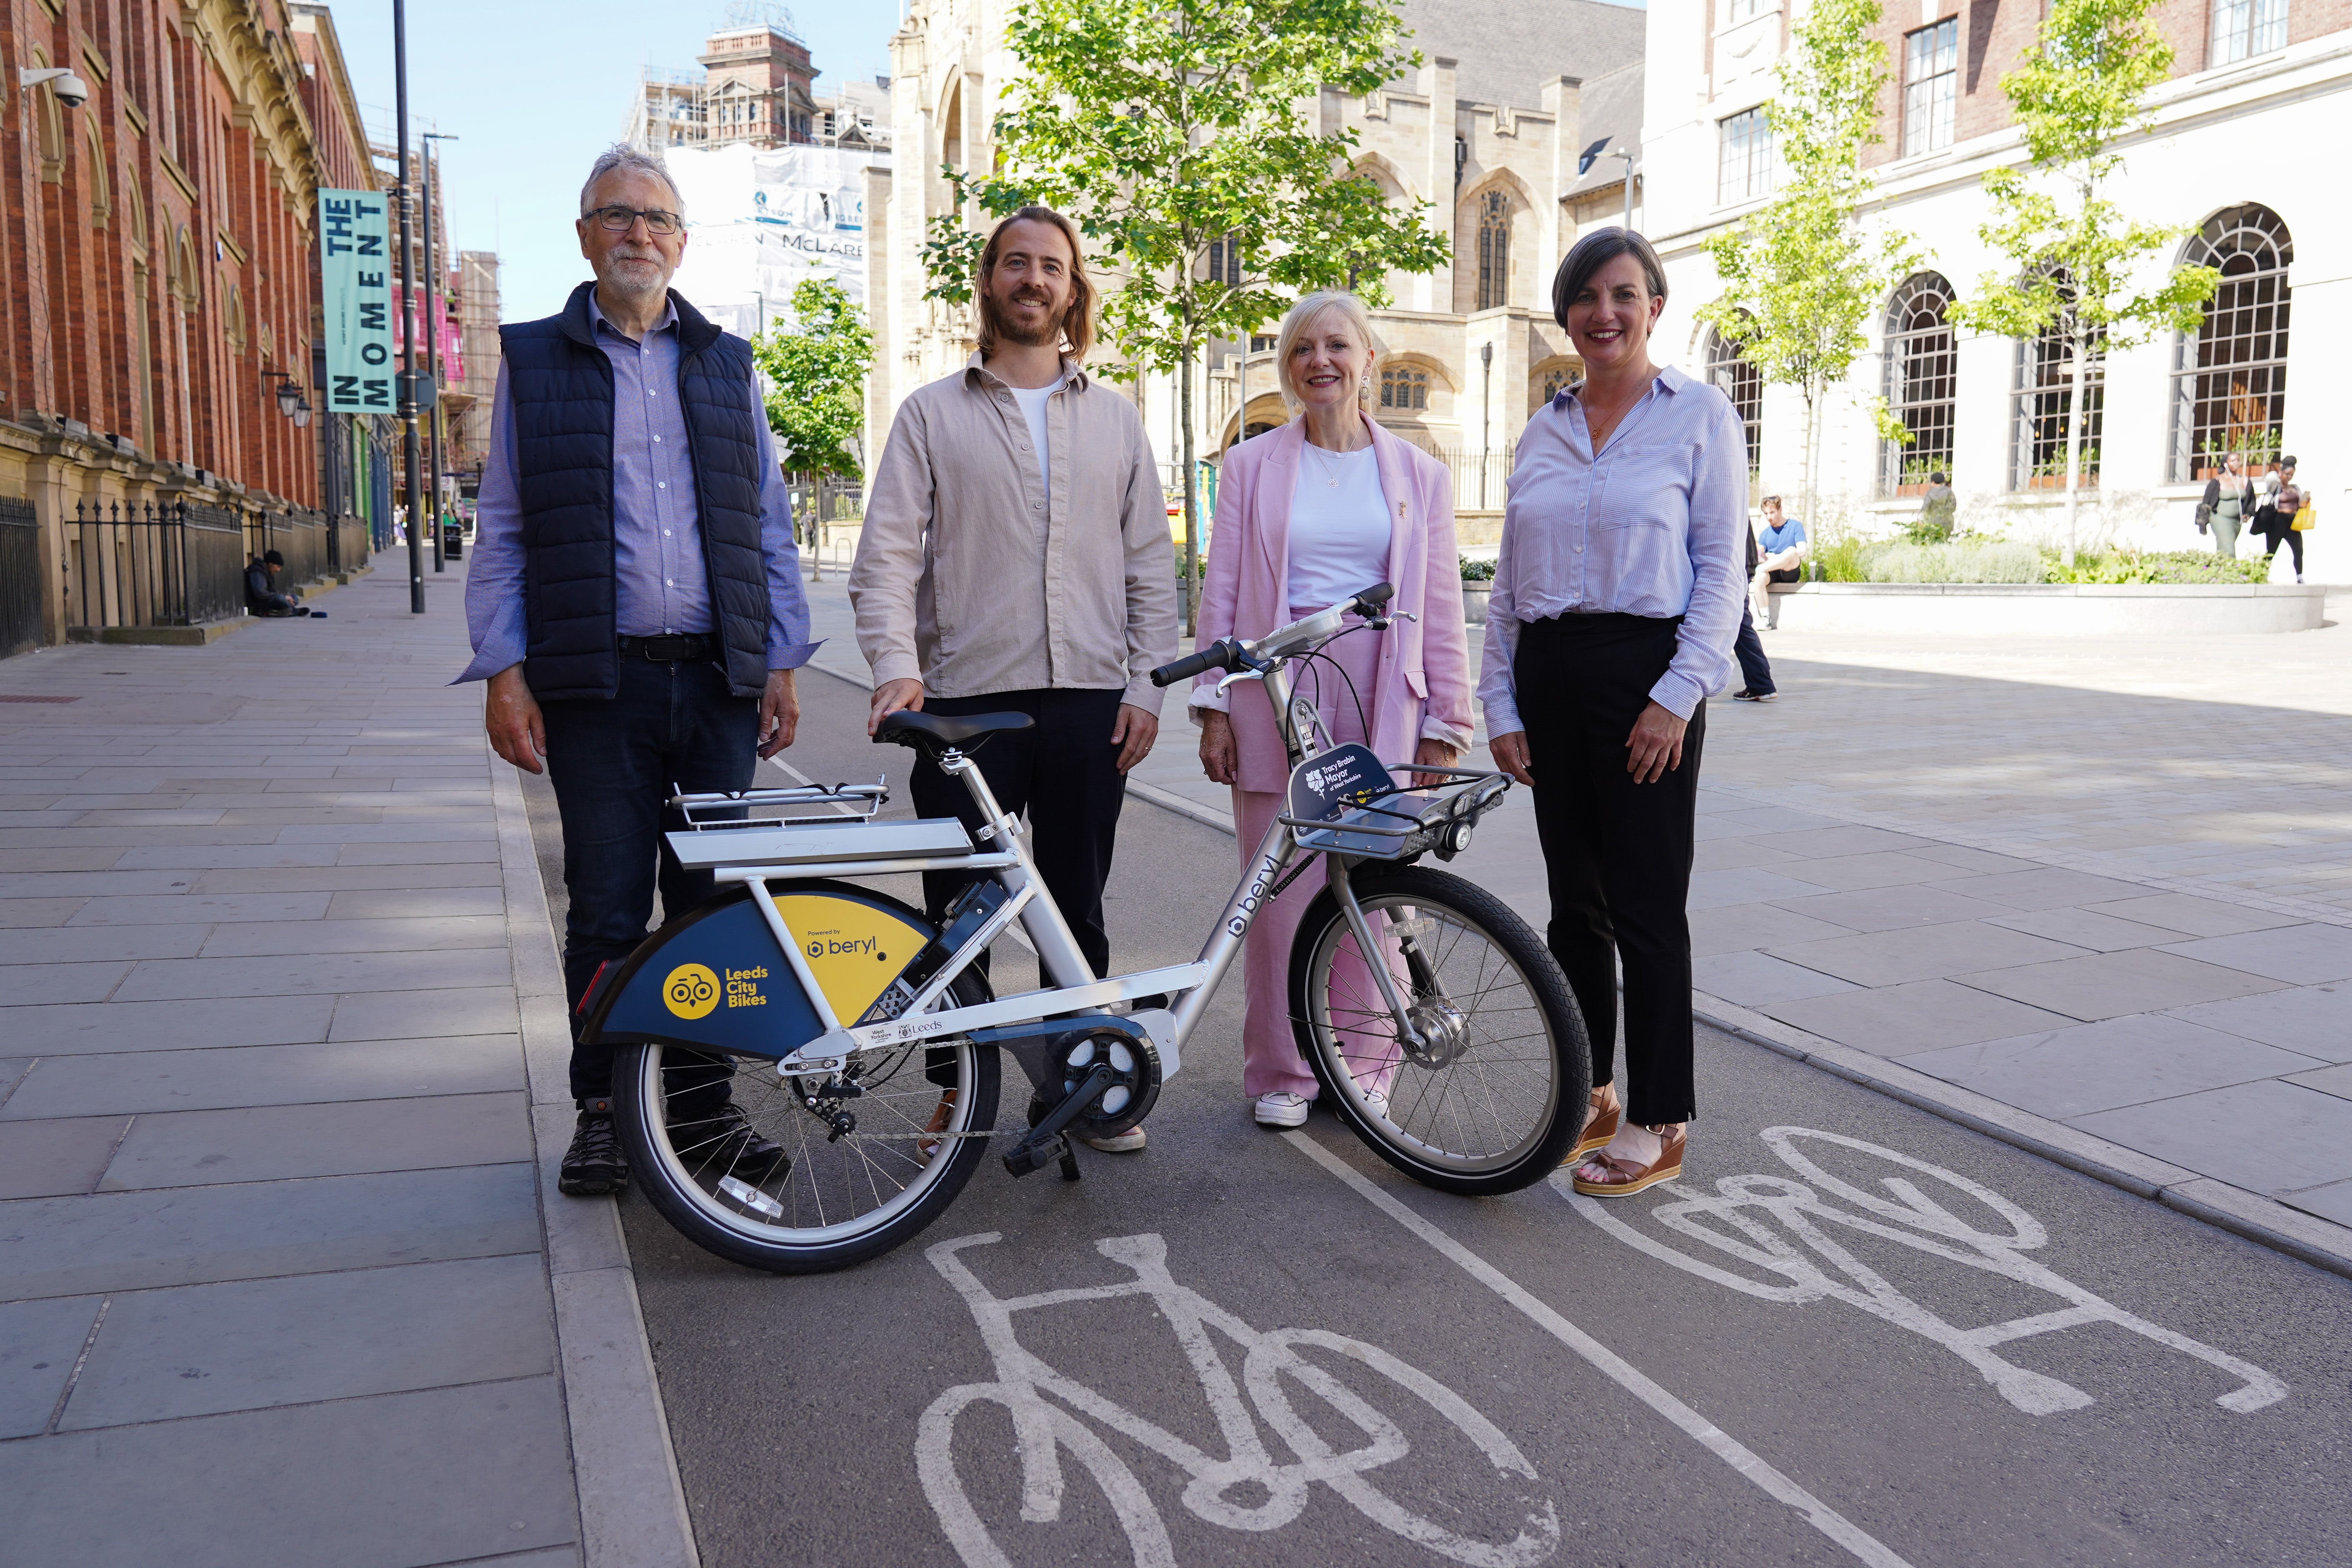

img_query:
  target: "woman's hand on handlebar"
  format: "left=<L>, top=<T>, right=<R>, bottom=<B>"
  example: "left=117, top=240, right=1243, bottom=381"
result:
left=1488, top=730, right=1534, bottom=787
left=867, top=678, right=925, bottom=737
left=1198, top=709, right=1238, bottom=786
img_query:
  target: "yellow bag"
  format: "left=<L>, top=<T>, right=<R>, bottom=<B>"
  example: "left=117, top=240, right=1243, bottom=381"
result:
left=2292, top=502, right=2314, bottom=532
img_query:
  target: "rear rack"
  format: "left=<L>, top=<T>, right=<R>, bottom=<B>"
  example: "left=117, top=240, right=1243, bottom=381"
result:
left=669, top=781, right=889, bottom=831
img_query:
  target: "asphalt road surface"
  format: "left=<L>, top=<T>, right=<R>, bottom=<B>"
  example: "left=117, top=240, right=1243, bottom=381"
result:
left=528, top=665, right=2352, bottom=1568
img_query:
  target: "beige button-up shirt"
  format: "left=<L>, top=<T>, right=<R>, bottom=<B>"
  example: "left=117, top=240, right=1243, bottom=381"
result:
left=852, top=354, right=1178, bottom=712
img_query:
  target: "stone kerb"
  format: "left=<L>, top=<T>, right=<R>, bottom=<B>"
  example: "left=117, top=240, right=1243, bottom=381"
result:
left=1765, top=582, right=2326, bottom=636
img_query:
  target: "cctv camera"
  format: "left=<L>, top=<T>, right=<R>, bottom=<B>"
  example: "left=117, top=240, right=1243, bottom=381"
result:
left=52, top=73, right=89, bottom=108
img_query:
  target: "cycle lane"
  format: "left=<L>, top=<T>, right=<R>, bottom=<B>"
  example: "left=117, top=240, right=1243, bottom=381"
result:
left=580, top=663, right=2351, bottom=1567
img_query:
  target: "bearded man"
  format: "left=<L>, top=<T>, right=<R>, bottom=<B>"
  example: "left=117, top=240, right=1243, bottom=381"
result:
left=851, top=205, right=1177, bottom=1153
left=460, top=144, right=817, bottom=1196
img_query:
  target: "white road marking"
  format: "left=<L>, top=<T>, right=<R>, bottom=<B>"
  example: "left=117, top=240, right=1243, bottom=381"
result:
left=916, top=1231, right=1561, bottom=1568
left=1284, top=1130, right=1917, bottom=1568
left=1561, top=1125, right=2288, bottom=1416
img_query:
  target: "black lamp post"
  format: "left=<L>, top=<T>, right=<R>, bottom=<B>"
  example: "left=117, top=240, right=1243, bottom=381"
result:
left=394, top=0, right=425, bottom=612
left=423, top=131, right=459, bottom=564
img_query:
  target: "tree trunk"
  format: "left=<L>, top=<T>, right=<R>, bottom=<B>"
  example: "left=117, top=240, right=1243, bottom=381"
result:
left=1797, top=389, right=1818, bottom=531
left=1180, top=341, right=1199, bottom=636
left=2062, top=323, right=2088, bottom=568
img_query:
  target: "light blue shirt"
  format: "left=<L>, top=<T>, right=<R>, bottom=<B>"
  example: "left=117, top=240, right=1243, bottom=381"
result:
left=457, top=291, right=818, bottom=683
left=1760, top=517, right=1807, bottom=555
left=1475, top=365, right=1748, bottom=731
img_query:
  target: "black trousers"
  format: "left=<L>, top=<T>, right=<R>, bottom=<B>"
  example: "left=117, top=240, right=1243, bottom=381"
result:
left=1731, top=603, right=1775, bottom=696
left=541, top=656, right=755, bottom=1111
left=910, top=687, right=1128, bottom=983
left=1513, top=613, right=1704, bottom=1127
left=2257, top=519, right=2305, bottom=574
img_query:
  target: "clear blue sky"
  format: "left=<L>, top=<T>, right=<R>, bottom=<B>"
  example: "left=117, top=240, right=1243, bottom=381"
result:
left=326, top=1, right=901, bottom=322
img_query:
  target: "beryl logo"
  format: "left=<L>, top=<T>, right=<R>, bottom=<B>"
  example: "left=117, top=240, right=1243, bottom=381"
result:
left=663, top=963, right=722, bottom=1020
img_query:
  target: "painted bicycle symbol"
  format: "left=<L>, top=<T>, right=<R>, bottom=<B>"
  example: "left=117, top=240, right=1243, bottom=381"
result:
left=917, top=1232, right=1561, bottom=1568
left=1561, top=1126, right=2287, bottom=1416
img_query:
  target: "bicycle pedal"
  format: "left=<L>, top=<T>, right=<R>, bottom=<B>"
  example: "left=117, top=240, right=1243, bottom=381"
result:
left=1058, top=1145, right=1082, bottom=1182
left=1001, top=1131, right=1069, bottom=1180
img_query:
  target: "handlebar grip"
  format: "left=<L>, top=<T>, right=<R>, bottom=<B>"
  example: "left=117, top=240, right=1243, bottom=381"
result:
left=1351, top=582, right=1396, bottom=613
left=1150, top=640, right=1235, bottom=688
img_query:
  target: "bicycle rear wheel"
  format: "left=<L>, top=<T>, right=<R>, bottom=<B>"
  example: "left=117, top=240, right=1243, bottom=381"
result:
left=616, top=969, right=999, bottom=1275
left=1288, top=865, right=1589, bottom=1195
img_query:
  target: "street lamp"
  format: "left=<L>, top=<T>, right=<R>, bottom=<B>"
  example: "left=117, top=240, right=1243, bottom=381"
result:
left=1578, top=138, right=1638, bottom=232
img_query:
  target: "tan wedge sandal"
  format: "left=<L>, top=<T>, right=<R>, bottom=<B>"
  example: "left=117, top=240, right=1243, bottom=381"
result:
left=1569, top=1085, right=1620, bottom=1162
left=1570, top=1122, right=1686, bottom=1198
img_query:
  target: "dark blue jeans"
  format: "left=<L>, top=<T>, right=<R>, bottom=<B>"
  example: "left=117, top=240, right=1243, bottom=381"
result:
left=1732, top=603, right=1775, bottom=697
left=540, top=656, right=757, bottom=1106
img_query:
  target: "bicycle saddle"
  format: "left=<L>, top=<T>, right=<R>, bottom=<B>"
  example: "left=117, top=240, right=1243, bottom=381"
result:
left=874, top=709, right=1035, bottom=751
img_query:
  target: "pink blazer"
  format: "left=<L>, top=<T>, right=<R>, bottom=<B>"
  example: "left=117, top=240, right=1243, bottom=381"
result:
left=1193, top=417, right=1474, bottom=795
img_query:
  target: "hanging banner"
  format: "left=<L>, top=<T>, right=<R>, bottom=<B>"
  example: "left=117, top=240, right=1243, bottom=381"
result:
left=662, top=143, right=889, bottom=338
left=318, top=188, right=394, bottom=413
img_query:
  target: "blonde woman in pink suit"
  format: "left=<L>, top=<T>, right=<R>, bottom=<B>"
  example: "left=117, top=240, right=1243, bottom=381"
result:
left=1191, top=291, right=1475, bottom=1129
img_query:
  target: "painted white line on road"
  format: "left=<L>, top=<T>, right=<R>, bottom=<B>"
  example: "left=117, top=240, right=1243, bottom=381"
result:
left=1283, top=1130, right=1917, bottom=1568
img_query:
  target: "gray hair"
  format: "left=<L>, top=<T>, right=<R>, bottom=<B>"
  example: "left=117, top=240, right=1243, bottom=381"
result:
left=579, top=144, right=686, bottom=219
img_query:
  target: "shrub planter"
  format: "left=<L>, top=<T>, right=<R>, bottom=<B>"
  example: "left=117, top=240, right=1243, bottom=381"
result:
left=1765, top=581, right=2324, bottom=636
left=1462, top=582, right=1492, bottom=625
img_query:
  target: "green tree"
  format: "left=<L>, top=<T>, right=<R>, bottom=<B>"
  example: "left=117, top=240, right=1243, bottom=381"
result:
left=750, top=278, right=874, bottom=480
left=1948, top=0, right=2218, bottom=563
left=1698, top=0, right=1918, bottom=528
left=917, top=0, right=1449, bottom=630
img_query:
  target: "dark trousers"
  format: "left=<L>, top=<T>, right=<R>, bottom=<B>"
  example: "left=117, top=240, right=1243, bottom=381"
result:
left=541, top=656, right=756, bottom=1108
left=2257, top=519, right=2305, bottom=574
left=1514, top=613, right=1705, bottom=1127
left=910, top=687, right=1128, bottom=982
left=1731, top=603, right=1775, bottom=696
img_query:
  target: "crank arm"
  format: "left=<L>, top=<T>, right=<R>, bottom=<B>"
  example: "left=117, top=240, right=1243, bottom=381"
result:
left=1001, top=1062, right=1117, bottom=1180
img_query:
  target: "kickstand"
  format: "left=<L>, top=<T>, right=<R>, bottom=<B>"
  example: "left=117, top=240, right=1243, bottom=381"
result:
left=1058, top=1142, right=1083, bottom=1181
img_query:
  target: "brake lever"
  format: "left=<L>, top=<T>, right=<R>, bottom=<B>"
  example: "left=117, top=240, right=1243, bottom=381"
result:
left=1214, top=668, right=1267, bottom=696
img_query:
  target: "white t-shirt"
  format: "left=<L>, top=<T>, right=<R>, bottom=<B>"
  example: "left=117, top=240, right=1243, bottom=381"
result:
left=1007, top=376, right=1063, bottom=497
left=1286, top=443, right=1391, bottom=613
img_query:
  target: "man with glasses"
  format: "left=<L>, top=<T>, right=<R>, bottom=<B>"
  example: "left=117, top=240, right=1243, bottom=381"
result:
left=461, top=144, right=818, bottom=1198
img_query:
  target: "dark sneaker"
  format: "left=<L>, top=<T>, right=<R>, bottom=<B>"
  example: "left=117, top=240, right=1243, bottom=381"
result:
left=1733, top=689, right=1777, bottom=703
left=671, top=1101, right=791, bottom=1183
left=560, top=1109, right=629, bottom=1196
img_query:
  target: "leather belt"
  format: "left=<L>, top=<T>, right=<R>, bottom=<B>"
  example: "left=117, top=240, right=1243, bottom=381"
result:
left=618, top=633, right=714, bottom=662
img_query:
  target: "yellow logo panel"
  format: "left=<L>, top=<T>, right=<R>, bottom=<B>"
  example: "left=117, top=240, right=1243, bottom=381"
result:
left=775, top=894, right=929, bottom=1021
left=662, top=963, right=722, bottom=1019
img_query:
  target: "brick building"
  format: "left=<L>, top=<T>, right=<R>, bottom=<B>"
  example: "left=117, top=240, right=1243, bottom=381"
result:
left=625, top=10, right=823, bottom=154
left=1644, top=0, right=2347, bottom=574
left=0, top=0, right=369, bottom=654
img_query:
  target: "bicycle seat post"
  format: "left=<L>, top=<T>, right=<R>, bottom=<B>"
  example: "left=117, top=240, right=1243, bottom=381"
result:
left=939, top=749, right=1096, bottom=990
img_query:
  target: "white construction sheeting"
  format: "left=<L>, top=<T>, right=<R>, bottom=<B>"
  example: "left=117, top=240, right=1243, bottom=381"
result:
left=664, top=143, right=889, bottom=337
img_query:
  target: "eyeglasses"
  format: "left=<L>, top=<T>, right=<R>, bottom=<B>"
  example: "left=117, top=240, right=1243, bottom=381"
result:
left=588, top=205, right=682, bottom=237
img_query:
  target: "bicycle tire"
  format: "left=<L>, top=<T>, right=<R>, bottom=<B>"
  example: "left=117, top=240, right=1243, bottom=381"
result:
left=616, top=887, right=1000, bottom=1275
left=1288, top=865, right=1590, bottom=1196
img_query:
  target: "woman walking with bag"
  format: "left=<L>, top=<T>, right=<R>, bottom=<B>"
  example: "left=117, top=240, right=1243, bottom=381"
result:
left=2253, top=457, right=2307, bottom=582
left=1480, top=230, right=1746, bottom=1196
left=2202, top=454, right=2252, bottom=559
left=1192, top=290, right=1474, bottom=1129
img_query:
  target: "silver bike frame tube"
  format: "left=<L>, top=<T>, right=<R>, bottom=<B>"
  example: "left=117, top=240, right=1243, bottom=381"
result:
left=947, top=750, right=1098, bottom=989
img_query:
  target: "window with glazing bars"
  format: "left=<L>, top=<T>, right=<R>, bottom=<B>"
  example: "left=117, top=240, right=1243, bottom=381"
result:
left=1718, top=107, right=1772, bottom=203
left=1475, top=191, right=1510, bottom=311
left=1883, top=273, right=1957, bottom=493
left=1903, top=20, right=1959, bottom=155
left=2011, top=279, right=2105, bottom=490
left=1723, top=0, right=1767, bottom=22
left=2171, top=205, right=2292, bottom=481
left=1380, top=366, right=1429, bottom=412
left=2211, top=0, right=2287, bottom=64
left=1706, top=324, right=1764, bottom=476
left=1206, top=236, right=1242, bottom=289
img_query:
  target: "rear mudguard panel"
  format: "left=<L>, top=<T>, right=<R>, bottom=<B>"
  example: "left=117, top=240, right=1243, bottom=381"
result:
left=580, top=879, right=936, bottom=1059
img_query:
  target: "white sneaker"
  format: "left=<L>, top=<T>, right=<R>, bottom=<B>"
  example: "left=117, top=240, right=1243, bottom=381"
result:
left=1253, top=1091, right=1312, bottom=1128
left=1359, top=1089, right=1389, bottom=1120
left=1080, top=1127, right=1147, bottom=1153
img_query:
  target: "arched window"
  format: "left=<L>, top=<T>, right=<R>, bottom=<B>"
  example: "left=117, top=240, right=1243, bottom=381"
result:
left=1474, top=190, right=1509, bottom=312
left=2011, top=268, right=2104, bottom=490
left=1535, top=360, right=1579, bottom=404
left=1379, top=365, right=1429, bottom=412
left=1882, top=272, right=1957, bottom=494
left=225, top=283, right=246, bottom=356
left=84, top=120, right=111, bottom=227
left=2171, top=205, right=2290, bottom=481
left=1705, top=322, right=1763, bottom=476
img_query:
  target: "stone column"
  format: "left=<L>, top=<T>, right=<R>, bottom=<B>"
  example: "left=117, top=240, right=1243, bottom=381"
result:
left=1419, top=57, right=1458, bottom=316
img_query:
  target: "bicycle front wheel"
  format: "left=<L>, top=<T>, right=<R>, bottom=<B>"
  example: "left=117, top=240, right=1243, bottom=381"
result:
left=1289, top=866, right=1589, bottom=1196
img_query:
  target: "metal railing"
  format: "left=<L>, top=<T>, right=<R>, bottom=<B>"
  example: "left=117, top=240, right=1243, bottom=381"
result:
left=1396, top=439, right=1518, bottom=514
left=68, top=500, right=246, bottom=632
left=243, top=506, right=332, bottom=591
left=0, top=498, right=39, bottom=656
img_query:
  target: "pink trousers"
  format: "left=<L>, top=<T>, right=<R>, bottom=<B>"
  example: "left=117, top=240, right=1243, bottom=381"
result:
left=1229, top=628, right=1408, bottom=1101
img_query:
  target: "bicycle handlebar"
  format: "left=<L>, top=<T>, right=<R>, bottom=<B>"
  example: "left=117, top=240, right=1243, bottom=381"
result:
left=1149, top=638, right=1242, bottom=688
left=1351, top=582, right=1395, bottom=613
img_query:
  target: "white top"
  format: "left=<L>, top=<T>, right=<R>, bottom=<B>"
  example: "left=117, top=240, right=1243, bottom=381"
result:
left=1007, top=376, right=1063, bottom=495
left=1286, top=443, right=1391, bottom=614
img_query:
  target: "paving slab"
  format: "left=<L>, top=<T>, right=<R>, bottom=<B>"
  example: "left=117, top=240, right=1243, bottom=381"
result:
left=1690, top=838, right=1807, bottom=871
left=1769, top=881, right=2020, bottom=931
left=1924, top=866, right=2158, bottom=910
left=1686, top=866, right=1835, bottom=911
left=108, top=845, right=342, bottom=870
left=1748, top=824, right=1943, bottom=857
left=2285, top=1178, right=2352, bottom=1227
left=330, top=984, right=520, bottom=1041
left=0, top=1115, right=132, bottom=1198
left=2073, top=1079, right=2352, bottom=1197
left=191, top=862, right=504, bottom=894
left=97, top=1092, right=532, bottom=1189
left=2157, top=924, right=2352, bottom=986
left=0, top=897, right=86, bottom=927
left=0, top=1162, right=540, bottom=1300
left=2285, top=1061, right=2352, bottom=1101
left=1693, top=806, right=1849, bottom=839
left=196, top=913, right=509, bottom=959
left=65, top=891, right=332, bottom=925
left=1763, top=976, right=2080, bottom=1055
left=1766, top=919, right=2088, bottom=987
left=1688, top=903, right=1859, bottom=955
left=111, top=945, right=513, bottom=1002
left=0, top=1378, right=579, bottom=1568
left=58, top=1255, right=555, bottom=1430
left=2, top=994, right=337, bottom=1055
left=0, top=961, right=129, bottom=1006
left=2077, top=893, right=2303, bottom=937
left=0, top=1295, right=103, bottom=1439
left=1898, top=1014, right=2329, bottom=1120
left=1958, top=946, right=2285, bottom=1021
left=324, top=885, right=509, bottom=919
left=0, top=848, right=122, bottom=872
left=1690, top=949, right=1861, bottom=1006
left=0, top=925, right=207, bottom=964
left=0, top=1035, right=525, bottom=1119
left=1982, top=905, right=2194, bottom=953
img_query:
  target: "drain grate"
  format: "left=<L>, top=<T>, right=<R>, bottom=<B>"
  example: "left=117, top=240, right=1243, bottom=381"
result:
left=0, top=694, right=80, bottom=704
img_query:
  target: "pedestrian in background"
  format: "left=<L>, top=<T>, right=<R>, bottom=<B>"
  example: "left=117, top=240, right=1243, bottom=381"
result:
left=853, top=205, right=1177, bottom=1154
left=1731, top=517, right=1777, bottom=703
left=463, top=144, right=817, bottom=1198
left=1481, top=228, right=1745, bottom=1198
left=1191, top=290, right=1473, bottom=1129
left=2202, top=453, right=2251, bottom=559
left=1750, top=494, right=1807, bottom=628
left=2253, top=457, right=2306, bottom=582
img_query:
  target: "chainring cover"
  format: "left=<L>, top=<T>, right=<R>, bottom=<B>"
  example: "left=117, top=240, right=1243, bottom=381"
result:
left=1025, top=1027, right=1162, bottom=1139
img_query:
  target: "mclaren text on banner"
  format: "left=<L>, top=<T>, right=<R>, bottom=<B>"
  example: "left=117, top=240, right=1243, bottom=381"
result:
left=319, top=188, right=394, bottom=414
